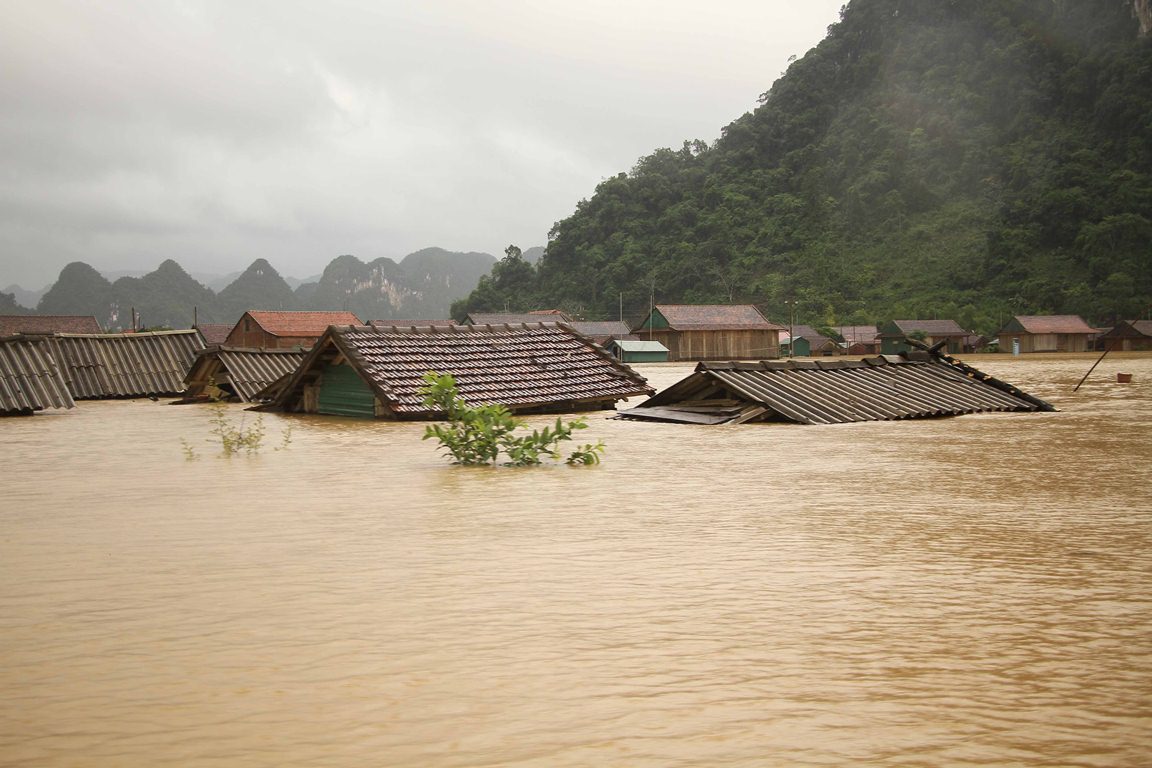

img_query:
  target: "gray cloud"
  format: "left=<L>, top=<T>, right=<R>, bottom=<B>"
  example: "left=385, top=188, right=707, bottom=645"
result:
left=0, top=0, right=844, bottom=289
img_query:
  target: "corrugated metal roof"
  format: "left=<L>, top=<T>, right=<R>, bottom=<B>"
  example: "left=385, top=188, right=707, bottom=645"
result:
left=611, top=340, right=669, bottom=352
left=1003, top=315, right=1095, bottom=334
left=243, top=311, right=361, bottom=337
left=0, top=336, right=75, bottom=414
left=184, top=347, right=308, bottom=402
left=0, top=315, right=103, bottom=335
left=50, top=330, right=205, bottom=399
left=618, top=353, right=1054, bottom=425
left=883, top=319, right=968, bottom=336
left=567, top=321, right=631, bottom=341
left=268, top=322, right=654, bottom=418
left=647, top=304, right=784, bottom=331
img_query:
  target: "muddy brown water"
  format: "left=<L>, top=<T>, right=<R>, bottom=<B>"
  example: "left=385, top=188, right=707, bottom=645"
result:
left=2, top=354, right=1150, bottom=767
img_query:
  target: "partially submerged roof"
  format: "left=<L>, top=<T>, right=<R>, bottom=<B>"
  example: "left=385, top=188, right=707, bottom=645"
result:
left=879, top=319, right=967, bottom=337
left=1000, top=315, right=1095, bottom=334
left=567, top=320, right=632, bottom=343
left=1100, top=320, right=1152, bottom=339
left=266, top=322, right=653, bottom=418
left=0, top=336, right=75, bottom=414
left=0, top=315, right=102, bottom=335
left=50, top=330, right=205, bottom=399
left=618, top=352, right=1054, bottom=425
left=465, top=311, right=573, bottom=325
left=194, top=323, right=233, bottom=346
left=240, top=310, right=362, bottom=337
left=637, top=304, right=783, bottom=331
left=183, top=346, right=308, bottom=402
left=608, top=339, right=669, bottom=353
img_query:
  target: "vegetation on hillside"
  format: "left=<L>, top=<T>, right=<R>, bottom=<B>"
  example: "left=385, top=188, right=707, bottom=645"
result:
left=453, top=0, right=1152, bottom=334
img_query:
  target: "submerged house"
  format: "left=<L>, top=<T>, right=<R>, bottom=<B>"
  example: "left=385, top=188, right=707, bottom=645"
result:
left=604, top=338, right=670, bottom=363
left=631, top=304, right=783, bottom=361
left=0, top=335, right=75, bottom=415
left=783, top=325, right=840, bottom=357
left=618, top=350, right=1054, bottom=425
left=1097, top=320, right=1152, bottom=351
left=225, top=310, right=361, bottom=349
left=566, top=320, right=632, bottom=347
left=182, top=347, right=308, bottom=402
left=878, top=320, right=968, bottom=354
left=997, top=315, right=1095, bottom=353
left=263, top=322, right=654, bottom=419
left=49, top=329, right=205, bottom=399
left=835, top=325, right=881, bottom=355
left=463, top=311, right=573, bottom=325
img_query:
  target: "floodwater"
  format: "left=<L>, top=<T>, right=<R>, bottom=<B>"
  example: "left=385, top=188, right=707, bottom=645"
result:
left=1, top=354, right=1150, bottom=767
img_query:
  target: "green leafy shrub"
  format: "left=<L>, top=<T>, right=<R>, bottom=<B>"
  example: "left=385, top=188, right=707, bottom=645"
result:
left=419, top=372, right=605, bottom=466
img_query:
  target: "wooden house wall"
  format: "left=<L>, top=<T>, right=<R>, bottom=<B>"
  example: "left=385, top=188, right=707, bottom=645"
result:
left=646, top=329, right=778, bottom=361
left=225, top=326, right=316, bottom=350
left=998, top=332, right=1090, bottom=353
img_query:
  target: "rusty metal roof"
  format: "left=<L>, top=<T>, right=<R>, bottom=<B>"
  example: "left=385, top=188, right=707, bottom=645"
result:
left=0, top=315, right=103, bottom=335
left=1001, top=315, right=1095, bottom=334
left=647, top=304, right=784, bottom=331
left=184, top=347, right=308, bottom=402
left=0, top=336, right=75, bottom=414
left=241, top=311, right=361, bottom=337
left=269, top=322, right=654, bottom=418
left=50, top=330, right=205, bottom=399
left=618, top=353, right=1054, bottom=425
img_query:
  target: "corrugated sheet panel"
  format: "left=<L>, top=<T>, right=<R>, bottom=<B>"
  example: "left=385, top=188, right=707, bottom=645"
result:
left=317, top=363, right=376, bottom=417
left=619, top=356, right=1054, bottom=425
left=215, top=348, right=306, bottom=402
left=0, top=337, right=75, bottom=414
left=51, top=330, right=205, bottom=399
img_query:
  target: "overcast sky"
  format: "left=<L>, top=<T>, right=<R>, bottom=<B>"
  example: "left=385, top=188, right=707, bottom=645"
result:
left=1, top=0, right=844, bottom=289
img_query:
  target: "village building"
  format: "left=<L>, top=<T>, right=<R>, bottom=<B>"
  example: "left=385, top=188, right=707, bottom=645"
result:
left=0, top=315, right=103, bottom=335
left=262, top=323, right=653, bottom=419
left=182, top=347, right=308, bottom=403
left=782, top=325, right=839, bottom=357
left=566, top=321, right=633, bottom=347
left=631, top=304, right=783, bottom=362
left=618, top=351, right=1055, bottom=426
left=997, top=315, right=1095, bottom=353
left=224, top=310, right=361, bottom=349
left=834, top=325, right=881, bottom=355
left=878, top=320, right=969, bottom=354
left=463, top=310, right=573, bottom=325
left=0, top=335, right=75, bottom=415
left=604, top=338, right=670, bottom=363
left=1098, top=320, right=1152, bottom=351
left=194, top=323, right=233, bottom=346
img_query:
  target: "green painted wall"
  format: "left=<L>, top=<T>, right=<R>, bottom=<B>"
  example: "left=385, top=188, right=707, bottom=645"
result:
left=317, top=363, right=376, bottom=418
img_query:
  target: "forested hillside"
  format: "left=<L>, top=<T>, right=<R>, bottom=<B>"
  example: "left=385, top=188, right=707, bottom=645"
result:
left=454, top=0, right=1152, bottom=333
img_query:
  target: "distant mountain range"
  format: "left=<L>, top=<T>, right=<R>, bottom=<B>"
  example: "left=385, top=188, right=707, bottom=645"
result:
left=3, top=247, right=506, bottom=329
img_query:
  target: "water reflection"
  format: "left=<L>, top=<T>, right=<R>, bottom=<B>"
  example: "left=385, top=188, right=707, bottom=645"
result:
left=1, top=354, right=1150, bottom=766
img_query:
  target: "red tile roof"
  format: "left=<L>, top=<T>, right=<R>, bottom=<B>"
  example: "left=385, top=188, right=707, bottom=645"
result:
left=651, top=304, right=783, bottom=331
left=0, top=315, right=102, bottom=335
left=243, top=311, right=361, bottom=337
left=195, top=323, right=233, bottom=345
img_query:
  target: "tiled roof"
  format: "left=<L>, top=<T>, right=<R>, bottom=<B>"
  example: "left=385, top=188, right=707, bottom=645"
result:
left=1008, top=315, right=1095, bottom=334
left=245, top=311, right=361, bottom=337
left=567, top=321, right=631, bottom=341
left=1099, top=320, right=1152, bottom=339
left=834, top=325, right=880, bottom=343
left=652, top=304, right=783, bottom=331
left=271, top=323, right=653, bottom=417
left=788, top=324, right=834, bottom=341
left=466, top=312, right=573, bottom=325
left=619, top=354, right=1054, bottom=425
left=195, top=323, right=233, bottom=345
left=0, top=315, right=102, bottom=335
left=884, top=319, right=968, bottom=336
left=371, top=320, right=457, bottom=327
left=0, top=336, right=75, bottom=413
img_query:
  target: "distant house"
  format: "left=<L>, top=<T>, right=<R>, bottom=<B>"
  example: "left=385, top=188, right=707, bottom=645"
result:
left=263, top=322, right=653, bottom=419
left=834, top=325, right=880, bottom=355
left=1098, top=320, right=1152, bottom=351
left=783, top=325, right=839, bottom=357
left=0, top=336, right=75, bottom=415
left=464, top=311, right=573, bottom=325
left=567, top=321, right=632, bottom=346
left=878, top=320, right=969, bottom=354
left=194, top=323, right=233, bottom=346
left=997, top=315, right=1095, bottom=353
left=224, top=310, right=361, bottom=349
left=631, top=304, right=783, bottom=361
left=0, top=315, right=102, bottom=336
left=182, top=347, right=308, bottom=403
left=371, top=319, right=457, bottom=328
left=604, top=338, right=670, bottom=363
